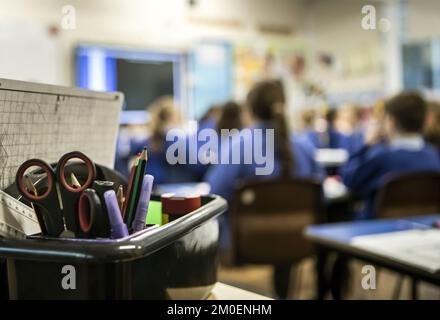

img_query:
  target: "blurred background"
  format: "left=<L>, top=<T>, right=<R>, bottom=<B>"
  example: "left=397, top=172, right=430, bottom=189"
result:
left=4, top=1, right=440, bottom=122
left=2, top=0, right=440, bottom=299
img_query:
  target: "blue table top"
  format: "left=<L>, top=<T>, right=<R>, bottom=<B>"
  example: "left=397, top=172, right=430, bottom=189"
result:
left=305, top=214, right=440, bottom=244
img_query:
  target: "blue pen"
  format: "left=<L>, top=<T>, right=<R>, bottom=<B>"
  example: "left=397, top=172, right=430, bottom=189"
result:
left=132, top=174, right=154, bottom=232
left=104, top=190, right=129, bottom=239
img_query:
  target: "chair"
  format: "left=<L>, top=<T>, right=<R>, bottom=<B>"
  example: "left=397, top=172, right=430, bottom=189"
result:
left=374, top=171, right=440, bottom=219
left=373, top=171, right=440, bottom=299
left=229, top=178, right=324, bottom=298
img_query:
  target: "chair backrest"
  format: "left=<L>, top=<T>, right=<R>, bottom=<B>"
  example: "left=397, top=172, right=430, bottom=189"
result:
left=374, top=171, right=440, bottom=219
left=230, top=178, right=324, bottom=265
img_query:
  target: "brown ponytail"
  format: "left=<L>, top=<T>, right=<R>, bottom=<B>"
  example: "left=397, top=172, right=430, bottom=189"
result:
left=247, top=80, right=294, bottom=176
left=148, top=96, right=180, bottom=152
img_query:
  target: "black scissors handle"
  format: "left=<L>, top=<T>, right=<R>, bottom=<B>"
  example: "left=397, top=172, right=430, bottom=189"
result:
left=15, top=159, right=64, bottom=237
left=55, top=151, right=97, bottom=234
left=78, top=189, right=103, bottom=238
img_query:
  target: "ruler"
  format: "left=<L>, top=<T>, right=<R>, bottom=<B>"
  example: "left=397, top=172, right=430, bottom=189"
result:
left=0, top=189, right=41, bottom=239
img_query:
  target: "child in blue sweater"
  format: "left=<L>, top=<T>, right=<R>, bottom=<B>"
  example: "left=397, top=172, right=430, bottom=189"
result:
left=341, top=91, right=440, bottom=219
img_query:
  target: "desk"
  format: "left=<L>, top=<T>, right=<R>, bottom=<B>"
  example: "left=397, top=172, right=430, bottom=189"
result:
left=209, top=283, right=272, bottom=300
left=315, top=148, right=348, bottom=168
left=305, top=215, right=440, bottom=299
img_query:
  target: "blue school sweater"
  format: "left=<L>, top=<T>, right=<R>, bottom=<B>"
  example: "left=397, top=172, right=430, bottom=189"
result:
left=339, top=131, right=365, bottom=155
left=341, top=137, right=440, bottom=219
left=299, top=128, right=346, bottom=150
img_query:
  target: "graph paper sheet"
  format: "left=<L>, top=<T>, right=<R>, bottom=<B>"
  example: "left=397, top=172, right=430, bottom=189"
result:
left=0, top=78, right=124, bottom=191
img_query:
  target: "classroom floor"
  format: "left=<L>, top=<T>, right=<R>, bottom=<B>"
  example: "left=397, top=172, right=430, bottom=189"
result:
left=218, top=258, right=440, bottom=300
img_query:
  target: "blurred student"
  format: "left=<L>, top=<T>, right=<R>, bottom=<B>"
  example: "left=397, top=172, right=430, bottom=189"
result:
left=198, top=104, right=222, bottom=131
left=205, top=80, right=324, bottom=202
left=424, top=101, right=440, bottom=151
left=216, top=101, right=243, bottom=134
left=336, top=104, right=365, bottom=154
left=299, top=110, right=316, bottom=132
left=194, top=101, right=244, bottom=180
left=335, top=104, right=361, bottom=135
left=300, top=107, right=345, bottom=150
left=341, top=92, right=440, bottom=219
left=204, top=80, right=324, bottom=299
left=130, top=96, right=196, bottom=184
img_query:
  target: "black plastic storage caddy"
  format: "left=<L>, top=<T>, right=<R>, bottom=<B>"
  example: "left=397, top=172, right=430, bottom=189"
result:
left=0, top=193, right=227, bottom=299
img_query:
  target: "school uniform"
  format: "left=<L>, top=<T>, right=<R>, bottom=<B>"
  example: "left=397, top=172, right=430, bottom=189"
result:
left=425, top=133, right=440, bottom=155
left=339, top=131, right=365, bottom=155
left=299, top=128, right=346, bottom=150
left=198, top=118, right=217, bottom=132
left=341, top=135, right=440, bottom=219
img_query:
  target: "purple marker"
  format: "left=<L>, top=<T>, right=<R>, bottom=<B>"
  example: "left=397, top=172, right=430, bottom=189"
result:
left=132, top=174, right=154, bottom=232
left=104, top=190, right=129, bottom=239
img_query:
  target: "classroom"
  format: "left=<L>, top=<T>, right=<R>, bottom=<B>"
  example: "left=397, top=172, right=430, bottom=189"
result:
left=0, top=0, right=439, bottom=305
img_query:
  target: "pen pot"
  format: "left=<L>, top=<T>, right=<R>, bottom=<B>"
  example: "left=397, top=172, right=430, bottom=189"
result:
left=0, top=194, right=226, bottom=299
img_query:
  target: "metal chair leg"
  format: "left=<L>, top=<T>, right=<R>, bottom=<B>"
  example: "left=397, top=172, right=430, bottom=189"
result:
left=273, top=263, right=293, bottom=299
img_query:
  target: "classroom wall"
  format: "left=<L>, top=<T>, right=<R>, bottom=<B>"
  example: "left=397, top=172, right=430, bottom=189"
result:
left=0, top=0, right=304, bottom=87
left=407, top=0, right=440, bottom=41
left=301, top=0, right=384, bottom=98
left=302, top=0, right=440, bottom=58
left=299, top=0, right=440, bottom=100
left=1, top=0, right=438, bottom=98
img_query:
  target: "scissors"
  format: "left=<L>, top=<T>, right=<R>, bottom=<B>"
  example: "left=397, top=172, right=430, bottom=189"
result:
left=15, top=151, right=97, bottom=237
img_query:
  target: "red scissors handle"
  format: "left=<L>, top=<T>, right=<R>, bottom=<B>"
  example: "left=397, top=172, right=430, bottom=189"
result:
left=15, top=159, right=55, bottom=201
left=56, top=151, right=96, bottom=192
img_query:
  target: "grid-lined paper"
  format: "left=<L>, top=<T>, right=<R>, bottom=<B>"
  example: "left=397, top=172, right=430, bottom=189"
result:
left=0, top=79, right=123, bottom=190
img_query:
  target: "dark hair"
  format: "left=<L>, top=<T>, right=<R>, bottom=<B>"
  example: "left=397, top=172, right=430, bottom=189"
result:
left=216, top=101, right=243, bottom=133
left=325, top=108, right=338, bottom=127
left=247, top=80, right=294, bottom=176
left=148, top=96, right=179, bottom=152
left=385, top=91, right=427, bottom=133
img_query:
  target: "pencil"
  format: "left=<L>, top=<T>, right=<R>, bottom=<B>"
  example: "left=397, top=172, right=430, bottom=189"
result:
left=122, top=155, right=139, bottom=219
left=117, top=185, right=124, bottom=212
left=24, top=175, right=37, bottom=195
left=24, top=175, right=47, bottom=234
left=71, top=172, right=81, bottom=189
left=125, top=147, right=148, bottom=227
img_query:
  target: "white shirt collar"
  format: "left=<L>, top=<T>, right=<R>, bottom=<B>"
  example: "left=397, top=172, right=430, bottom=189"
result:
left=389, top=134, right=425, bottom=151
